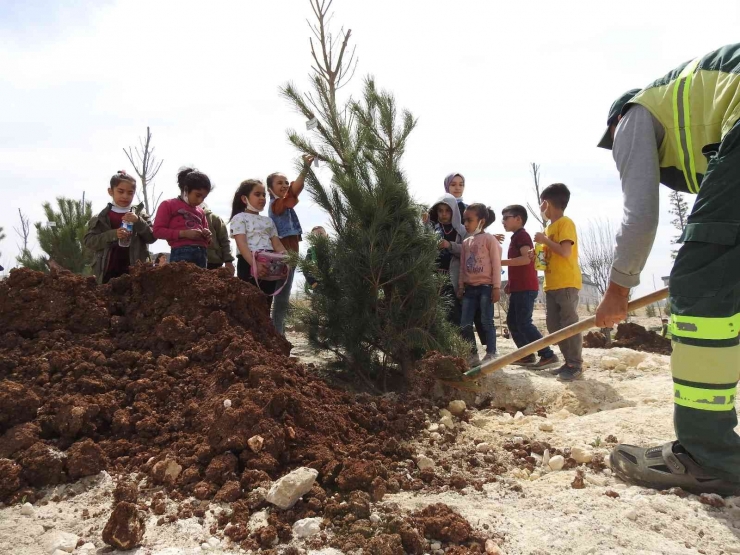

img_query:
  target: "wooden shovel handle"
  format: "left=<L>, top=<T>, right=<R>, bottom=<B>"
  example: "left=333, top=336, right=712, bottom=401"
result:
left=464, top=287, right=669, bottom=379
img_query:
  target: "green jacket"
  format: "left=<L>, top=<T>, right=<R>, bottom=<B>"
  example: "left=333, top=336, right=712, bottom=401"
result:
left=204, top=209, right=234, bottom=265
left=629, top=43, right=740, bottom=193
left=83, top=203, right=155, bottom=284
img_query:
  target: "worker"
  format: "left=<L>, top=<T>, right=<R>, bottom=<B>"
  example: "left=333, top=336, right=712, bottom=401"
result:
left=595, top=44, right=740, bottom=496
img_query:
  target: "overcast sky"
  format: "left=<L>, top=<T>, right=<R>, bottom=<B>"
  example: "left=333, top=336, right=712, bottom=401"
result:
left=3, top=0, right=739, bottom=296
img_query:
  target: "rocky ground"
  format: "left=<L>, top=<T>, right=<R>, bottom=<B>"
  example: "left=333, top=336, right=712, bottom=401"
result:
left=1, top=268, right=739, bottom=554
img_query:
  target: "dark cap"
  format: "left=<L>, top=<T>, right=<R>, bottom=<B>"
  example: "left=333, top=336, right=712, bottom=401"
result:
left=597, top=88, right=641, bottom=150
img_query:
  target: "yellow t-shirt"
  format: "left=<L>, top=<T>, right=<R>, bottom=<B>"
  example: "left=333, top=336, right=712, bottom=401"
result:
left=543, top=216, right=582, bottom=291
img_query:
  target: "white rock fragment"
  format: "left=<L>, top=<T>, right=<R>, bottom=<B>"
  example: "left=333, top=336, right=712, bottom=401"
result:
left=41, top=531, right=80, bottom=554
left=430, top=432, right=442, bottom=441
left=266, top=467, right=318, bottom=509
left=431, top=542, right=442, bottom=550
left=501, top=413, right=514, bottom=423
left=476, top=442, right=491, bottom=454
left=615, top=363, right=628, bottom=372
left=223, top=399, right=232, bottom=408
left=538, top=421, right=554, bottom=432
left=513, top=411, right=524, bottom=421
left=571, top=447, right=594, bottom=464
left=21, top=502, right=34, bottom=516
left=293, top=517, right=322, bottom=538
left=485, top=539, right=505, bottom=554
left=428, top=423, right=439, bottom=432
left=248, top=435, right=265, bottom=453
left=600, top=356, right=620, bottom=369
left=207, top=537, right=220, bottom=547
left=416, top=455, right=435, bottom=470
left=585, top=474, right=607, bottom=487
left=439, top=408, right=452, bottom=418
left=548, top=455, right=565, bottom=471
left=448, top=400, right=467, bottom=416
left=369, top=513, right=381, bottom=524
left=542, top=449, right=551, bottom=468
left=201, top=542, right=212, bottom=551
left=439, top=415, right=455, bottom=429
left=78, top=544, right=97, bottom=554
left=625, top=509, right=639, bottom=521
left=248, top=510, right=270, bottom=533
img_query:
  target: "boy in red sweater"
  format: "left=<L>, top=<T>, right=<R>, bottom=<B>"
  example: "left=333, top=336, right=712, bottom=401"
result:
left=501, top=205, right=558, bottom=369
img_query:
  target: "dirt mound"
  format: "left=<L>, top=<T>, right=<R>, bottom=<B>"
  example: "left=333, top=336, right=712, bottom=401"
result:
left=584, top=323, right=671, bottom=355
left=0, top=265, right=485, bottom=551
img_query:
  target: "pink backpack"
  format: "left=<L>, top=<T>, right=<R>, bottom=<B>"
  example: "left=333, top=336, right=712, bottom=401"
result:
left=251, top=250, right=290, bottom=296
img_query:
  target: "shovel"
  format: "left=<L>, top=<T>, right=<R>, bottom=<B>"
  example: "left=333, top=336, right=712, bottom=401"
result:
left=437, top=287, right=669, bottom=389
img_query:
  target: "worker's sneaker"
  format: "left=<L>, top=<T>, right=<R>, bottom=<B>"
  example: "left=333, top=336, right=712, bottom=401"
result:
left=531, top=354, right=559, bottom=370
left=467, top=353, right=481, bottom=367
left=513, top=354, right=537, bottom=366
left=482, top=352, right=496, bottom=363
left=557, top=366, right=583, bottom=382
left=549, top=362, right=568, bottom=376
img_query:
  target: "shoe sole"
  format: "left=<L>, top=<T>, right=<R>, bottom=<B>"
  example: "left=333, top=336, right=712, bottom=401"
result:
left=558, top=373, right=583, bottom=382
left=531, top=361, right=560, bottom=371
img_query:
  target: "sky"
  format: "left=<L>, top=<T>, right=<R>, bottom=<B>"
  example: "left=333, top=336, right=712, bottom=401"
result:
left=2, top=0, right=739, bottom=297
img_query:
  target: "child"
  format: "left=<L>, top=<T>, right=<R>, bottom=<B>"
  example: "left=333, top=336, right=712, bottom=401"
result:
left=204, top=206, right=235, bottom=273
left=229, top=179, right=286, bottom=308
left=153, top=168, right=213, bottom=268
left=501, top=205, right=558, bottom=369
left=458, top=203, right=502, bottom=365
left=304, top=225, right=327, bottom=292
left=84, top=170, right=156, bottom=284
left=429, top=194, right=467, bottom=324
left=267, top=155, right=315, bottom=335
left=533, top=183, right=583, bottom=381
left=154, top=253, right=168, bottom=266
left=444, top=173, right=467, bottom=219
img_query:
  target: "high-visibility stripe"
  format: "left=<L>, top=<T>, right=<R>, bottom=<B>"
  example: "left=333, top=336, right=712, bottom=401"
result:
left=669, top=312, right=740, bottom=340
left=672, top=58, right=702, bottom=194
left=674, top=382, right=736, bottom=411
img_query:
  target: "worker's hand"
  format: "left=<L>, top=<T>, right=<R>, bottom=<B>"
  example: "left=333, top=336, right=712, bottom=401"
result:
left=494, top=234, right=505, bottom=244
left=179, top=229, right=204, bottom=240
left=534, top=231, right=547, bottom=244
left=122, top=212, right=139, bottom=224
left=225, top=262, right=235, bottom=274
left=595, top=282, right=630, bottom=328
left=116, top=227, right=131, bottom=240
left=438, top=239, right=450, bottom=250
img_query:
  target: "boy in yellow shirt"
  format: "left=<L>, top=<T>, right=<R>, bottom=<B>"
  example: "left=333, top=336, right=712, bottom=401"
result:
left=534, top=183, right=583, bottom=381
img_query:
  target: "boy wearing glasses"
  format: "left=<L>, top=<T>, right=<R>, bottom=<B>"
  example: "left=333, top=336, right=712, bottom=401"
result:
left=501, top=205, right=558, bottom=370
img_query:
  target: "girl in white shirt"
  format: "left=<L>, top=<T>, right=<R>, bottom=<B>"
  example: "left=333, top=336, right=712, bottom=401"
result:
left=229, top=179, right=286, bottom=305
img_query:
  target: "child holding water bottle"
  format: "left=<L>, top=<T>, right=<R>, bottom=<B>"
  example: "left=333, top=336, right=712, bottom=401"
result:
left=84, top=170, right=156, bottom=284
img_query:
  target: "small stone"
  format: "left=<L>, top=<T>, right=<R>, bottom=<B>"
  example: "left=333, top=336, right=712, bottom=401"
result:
left=513, top=411, right=524, bottom=421
left=542, top=449, right=551, bottom=468
left=614, top=363, right=628, bottom=372
left=539, top=421, right=554, bottom=432
left=699, top=493, right=725, bottom=508
left=293, top=517, right=322, bottom=538
left=102, top=502, right=146, bottom=550
left=78, top=543, right=96, bottom=553
left=476, top=442, right=491, bottom=453
left=21, top=502, right=34, bottom=516
left=585, top=474, right=607, bottom=487
left=571, top=447, right=594, bottom=464
left=439, top=415, right=455, bottom=429
left=431, top=542, right=442, bottom=550
left=265, top=467, right=318, bottom=509
left=41, top=531, right=80, bottom=554
left=207, top=537, right=220, bottom=547
left=485, top=539, right=504, bottom=554
left=428, top=423, right=439, bottom=432
left=430, top=432, right=442, bottom=441
left=416, top=456, right=435, bottom=470
left=625, top=509, right=638, bottom=521
left=248, top=435, right=265, bottom=453
left=439, top=408, right=452, bottom=418
left=369, top=513, right=381, bottom=524
left=448, top=400, right=467, bottom=416
left=151, top=459, right=182, bottom=486
left=548, top=455, right=565, bottom=471
left=201, top=542, right=211, bottom=551
left=223, top=399, right=232, bottom=408
left=501, top=413, right=514, bottom=422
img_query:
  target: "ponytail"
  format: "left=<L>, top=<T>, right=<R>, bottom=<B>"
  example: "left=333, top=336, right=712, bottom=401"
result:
left=177, top=167, right=212, bottom=194
left=230, top=179, right=263, bottom=221
left=466, top=203, right=496, bottom=230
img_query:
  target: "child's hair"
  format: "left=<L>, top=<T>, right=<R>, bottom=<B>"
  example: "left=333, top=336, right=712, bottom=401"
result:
left=230, top=179, right=264, bottom=220
left=311, top=225, right=326, bottom=234
left=265, top=172, right=287, bottom=198
left=465, top=203, right=495, bottom=229
left=177, top=167, right=212, bottom=194
left=110, top=170, right=136, bottom=188
left=540, top=183, right=571, bottom=210
left=502, top=204, right=528, bottom=225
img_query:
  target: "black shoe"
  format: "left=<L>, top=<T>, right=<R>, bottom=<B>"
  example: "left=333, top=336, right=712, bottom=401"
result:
left=557, top=366, right=583, bottom=382
left=549, top=362, right=568, bottom=376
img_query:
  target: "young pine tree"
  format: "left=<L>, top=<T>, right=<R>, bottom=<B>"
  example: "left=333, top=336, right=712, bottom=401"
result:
left=281, top=1, right=464, bottom=384
left=18, top=197, right=93, bottom=274
left=668, top=190, right=689, bottom=259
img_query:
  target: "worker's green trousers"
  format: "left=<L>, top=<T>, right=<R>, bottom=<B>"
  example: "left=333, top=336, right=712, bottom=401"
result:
left=669, top=120, right=740, bottom=482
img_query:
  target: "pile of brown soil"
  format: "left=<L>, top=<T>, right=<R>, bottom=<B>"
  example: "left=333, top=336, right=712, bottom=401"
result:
left=584, top=323, right=671, bottom=355
left=0, top=265, right=482, bottom=552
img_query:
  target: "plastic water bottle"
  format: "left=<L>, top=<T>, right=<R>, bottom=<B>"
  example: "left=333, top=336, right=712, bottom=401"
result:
left=118, top=219, right=133, bottom=247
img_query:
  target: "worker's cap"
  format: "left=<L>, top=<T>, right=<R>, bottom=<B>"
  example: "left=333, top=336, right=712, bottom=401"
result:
left=597, top=88, right=641, bottom=150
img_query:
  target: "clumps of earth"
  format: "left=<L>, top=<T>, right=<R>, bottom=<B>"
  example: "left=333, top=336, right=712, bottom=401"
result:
left=0, top=265, right=490, bottom=553
left=584, top=322, right=672, bottom=355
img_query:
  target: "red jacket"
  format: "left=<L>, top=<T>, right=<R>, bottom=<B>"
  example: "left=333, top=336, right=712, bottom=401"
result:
left=153, top=198, right=209, bottom=248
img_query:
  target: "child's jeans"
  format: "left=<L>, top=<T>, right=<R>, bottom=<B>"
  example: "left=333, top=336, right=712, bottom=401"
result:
left=271, top=267, right=295, bottom=336
left=461, top=284, right=496, bottom=355
left=170, top=246, right=207, bottom=268
left=507, top=290, right=554, bottom=358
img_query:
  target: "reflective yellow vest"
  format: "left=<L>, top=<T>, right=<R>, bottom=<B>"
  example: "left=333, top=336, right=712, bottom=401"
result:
left=628, top=44, right=740, bottom=194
